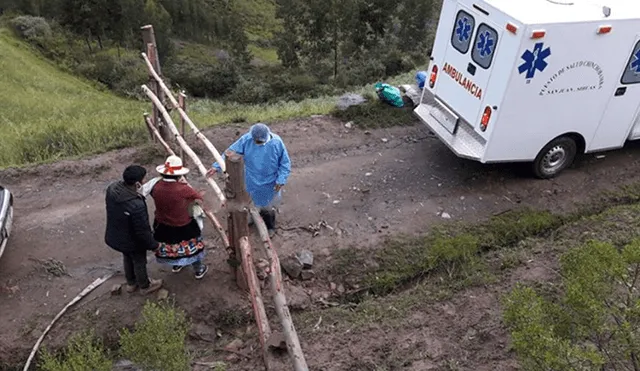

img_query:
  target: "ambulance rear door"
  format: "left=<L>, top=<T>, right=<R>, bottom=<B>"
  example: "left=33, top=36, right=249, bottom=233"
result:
left=434, top=3, right=503, bottom=134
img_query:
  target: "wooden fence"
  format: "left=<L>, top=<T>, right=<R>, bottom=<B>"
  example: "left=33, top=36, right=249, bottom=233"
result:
left=139, top=24, right=308, bottom=371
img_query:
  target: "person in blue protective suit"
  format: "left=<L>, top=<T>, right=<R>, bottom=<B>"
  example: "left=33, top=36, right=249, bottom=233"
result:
left=207, top=123, right=291, bottom=237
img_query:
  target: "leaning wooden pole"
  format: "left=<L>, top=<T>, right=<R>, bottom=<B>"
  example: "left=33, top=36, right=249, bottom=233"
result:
left=141, top=52, right=226, bottom=172
left=250, top=207, right=309, bottom=371
left=144, top=114, right=173, bottom=154
left=178, top=92, right=187, bottom=164
left=142, top=85, right=226, bottom=207
left=144, top=114, right=230, bottom=250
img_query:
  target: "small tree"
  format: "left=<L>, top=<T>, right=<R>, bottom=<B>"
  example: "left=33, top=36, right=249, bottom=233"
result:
left=504, top=239, right=640, bottom=371
left=119, top=301, right=191, bottom=371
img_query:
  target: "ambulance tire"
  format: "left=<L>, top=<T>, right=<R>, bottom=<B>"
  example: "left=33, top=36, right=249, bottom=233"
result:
left=532, top=136, right=577, bottom=179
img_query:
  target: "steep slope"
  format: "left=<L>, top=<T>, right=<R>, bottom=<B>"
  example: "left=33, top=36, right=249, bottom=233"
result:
left=0, top=29, right=145, bottom=168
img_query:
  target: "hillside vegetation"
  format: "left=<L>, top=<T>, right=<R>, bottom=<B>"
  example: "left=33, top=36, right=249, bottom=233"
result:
left=0, top=29, right=420, bottom=168
left=2, top=0, right=438, bottom=102
left=0, top=29, right=145, bottom=166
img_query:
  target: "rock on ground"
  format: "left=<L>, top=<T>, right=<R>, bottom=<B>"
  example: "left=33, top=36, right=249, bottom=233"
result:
left=336, top=93, right=367, bottom=111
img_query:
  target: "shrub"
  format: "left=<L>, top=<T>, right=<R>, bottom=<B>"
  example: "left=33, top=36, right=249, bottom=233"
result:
left=165, top=56, right=239, bottom=99
left=269, top=70, right=319, bottom=99
left=227, top=76, right=273, bottom=104
left=119, top=301, right=191, bottom=371
left=10, top=15, right=52, bottom=41
left=332, top=99, right=416, bottom=129
left=39, top=331, right=112, bottom=371
left=75, top=51, right=147, bottom=98
left=504, top=239, right=640, bottom=370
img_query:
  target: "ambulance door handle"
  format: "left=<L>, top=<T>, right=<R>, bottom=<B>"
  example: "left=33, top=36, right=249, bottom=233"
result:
left=467, top=63, right=477, bottom=76
left=615, top=87, right=627, bottom=96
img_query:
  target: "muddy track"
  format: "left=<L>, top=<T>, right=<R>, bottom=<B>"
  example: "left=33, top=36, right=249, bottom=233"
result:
left=2, top=116, right=640, bottom=369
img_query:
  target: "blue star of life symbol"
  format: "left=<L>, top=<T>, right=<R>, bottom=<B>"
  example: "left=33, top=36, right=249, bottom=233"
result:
left=455, top=17, right=472, bottom=43
left=518, top=42, right=551, bottom=79
left=476, top=31, right=494, bottom=57
left=630, top=49, right=640, bottom=74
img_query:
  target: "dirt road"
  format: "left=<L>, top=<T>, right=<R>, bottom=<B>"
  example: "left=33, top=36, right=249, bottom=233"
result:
left=2, top=115, right=640, bottom=369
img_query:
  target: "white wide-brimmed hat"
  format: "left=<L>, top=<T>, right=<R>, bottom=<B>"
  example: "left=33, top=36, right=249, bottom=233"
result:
left=156, top=155, right=190, bottom=176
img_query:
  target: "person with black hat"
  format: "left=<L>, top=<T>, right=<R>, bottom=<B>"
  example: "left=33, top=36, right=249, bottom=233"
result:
left=105, top=165, right=163, bottom=295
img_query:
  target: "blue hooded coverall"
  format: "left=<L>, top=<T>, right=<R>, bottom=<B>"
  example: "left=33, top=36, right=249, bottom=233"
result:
left=213, top=128, right=291, bottom=209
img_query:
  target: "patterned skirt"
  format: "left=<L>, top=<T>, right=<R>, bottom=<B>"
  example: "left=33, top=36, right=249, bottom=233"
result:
left=153, top=219, right=205, bottom=266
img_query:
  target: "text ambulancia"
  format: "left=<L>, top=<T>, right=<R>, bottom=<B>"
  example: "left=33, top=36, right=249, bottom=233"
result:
left=415, top=0, right=640, bottom=178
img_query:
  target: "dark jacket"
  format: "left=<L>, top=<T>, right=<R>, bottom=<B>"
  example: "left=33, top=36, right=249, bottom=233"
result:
left=104, top=181, right=158, bottom=253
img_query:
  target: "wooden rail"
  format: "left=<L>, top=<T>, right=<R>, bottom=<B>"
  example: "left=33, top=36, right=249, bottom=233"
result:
left=140, top=28, right=308, bottom=370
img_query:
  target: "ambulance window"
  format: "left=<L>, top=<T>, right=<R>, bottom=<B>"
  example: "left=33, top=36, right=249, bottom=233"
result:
left=621, top=40, right=640, bottom=85
left=471, top=23, right=498, bottom=69
left=451, top=10, right=475, bottom=54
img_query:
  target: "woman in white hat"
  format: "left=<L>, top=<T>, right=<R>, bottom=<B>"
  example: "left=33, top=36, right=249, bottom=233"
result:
left=149, top=155, right=208, bottom=279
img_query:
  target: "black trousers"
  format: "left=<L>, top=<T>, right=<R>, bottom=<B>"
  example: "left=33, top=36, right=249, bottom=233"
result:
left=122, top=251, right=150, bottom=289
left=259, top=208, right=276, bottom=231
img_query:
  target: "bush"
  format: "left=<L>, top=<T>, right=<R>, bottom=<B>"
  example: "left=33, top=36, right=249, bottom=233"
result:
left=227, top=76, right=272, bottom=104
left=165, top=56, right=239, bottom=99
left=39, top=331, right=112, bottom=371
left=119, top=301, right=191, bottom=371
left=332, top=99, right=416, bottom=129
left=504, top=239, right=640, bottom=370
left=10, top=15, right=52, bottom=41
left=75, top=51, right=147, bottom=98
left=269, top=70, right=319, bottom=99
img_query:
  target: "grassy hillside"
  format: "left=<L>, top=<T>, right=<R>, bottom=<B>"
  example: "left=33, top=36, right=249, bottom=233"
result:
left=0, top=29, right=146, bottom=167
left=0, top=29, right=421, bottom=169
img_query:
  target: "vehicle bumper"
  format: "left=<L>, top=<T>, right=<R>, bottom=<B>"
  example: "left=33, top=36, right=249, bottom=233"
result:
left=0, top=189, right=12, bottom=259
left=414, top=92, right=487, bottom=161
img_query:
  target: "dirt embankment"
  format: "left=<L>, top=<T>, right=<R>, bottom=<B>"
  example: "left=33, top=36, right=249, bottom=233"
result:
left=2, top=116, right=640, bottom=369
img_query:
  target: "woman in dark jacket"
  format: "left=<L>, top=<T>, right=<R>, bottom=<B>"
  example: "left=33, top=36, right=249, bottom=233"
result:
left=150, top=156, right=208, bottom=279
left=105, top=165, right=163, bottom=295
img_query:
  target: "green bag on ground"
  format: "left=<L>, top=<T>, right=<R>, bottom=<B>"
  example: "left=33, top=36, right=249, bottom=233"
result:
left=375, top=82, right=404, bottom=108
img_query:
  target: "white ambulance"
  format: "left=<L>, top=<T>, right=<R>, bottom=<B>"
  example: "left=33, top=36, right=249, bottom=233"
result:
left=415, top=0, right=640, bottom=178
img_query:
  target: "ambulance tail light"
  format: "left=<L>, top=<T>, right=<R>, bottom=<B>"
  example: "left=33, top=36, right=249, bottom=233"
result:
left=429, top=64, right=438, bottom=88
left=531, top=30, right=546, bottom=39
left=597, top=25, right=612, bottom=34
left=480, top=106, right=492, bottom=132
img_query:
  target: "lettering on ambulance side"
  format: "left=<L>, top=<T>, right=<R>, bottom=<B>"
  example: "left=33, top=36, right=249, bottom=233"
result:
left=539, top=61, right=604, bottom=96
left=442, top=63, right=483, bottom=99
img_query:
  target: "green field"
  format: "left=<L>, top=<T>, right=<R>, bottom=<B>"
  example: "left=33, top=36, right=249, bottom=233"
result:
left=0, top=29, right=421, bottom=168
left=0, top=29, right=146, bottom=167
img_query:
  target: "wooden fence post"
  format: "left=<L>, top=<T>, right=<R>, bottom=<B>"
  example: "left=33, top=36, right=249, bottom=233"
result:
left=226, top=151, right=273, bottom=370
left=141, top=25, right=169, bottom=142
left=225, top=151, right=250, bottom=289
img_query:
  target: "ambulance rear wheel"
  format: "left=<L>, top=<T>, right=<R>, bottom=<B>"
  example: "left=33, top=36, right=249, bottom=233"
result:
left=532, top=137, right=577, bottom=179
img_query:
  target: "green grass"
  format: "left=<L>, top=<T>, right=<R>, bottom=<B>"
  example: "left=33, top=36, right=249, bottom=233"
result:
left=329, top=182, right=640, bottom=299
left=0, top=29, right=146, bottom=167
left=295, top=184, right=640, bottom=338
left=332, top=98, right=418, bottom=128
left=0, top=28, right=422, bottom=169
left=187, top=71, right=422, bottom=126
left=247, top=43, right=280, bottom=64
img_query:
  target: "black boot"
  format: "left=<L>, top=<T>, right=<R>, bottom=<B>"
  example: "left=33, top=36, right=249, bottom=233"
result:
left=259, top=209, right=276, bottom=237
